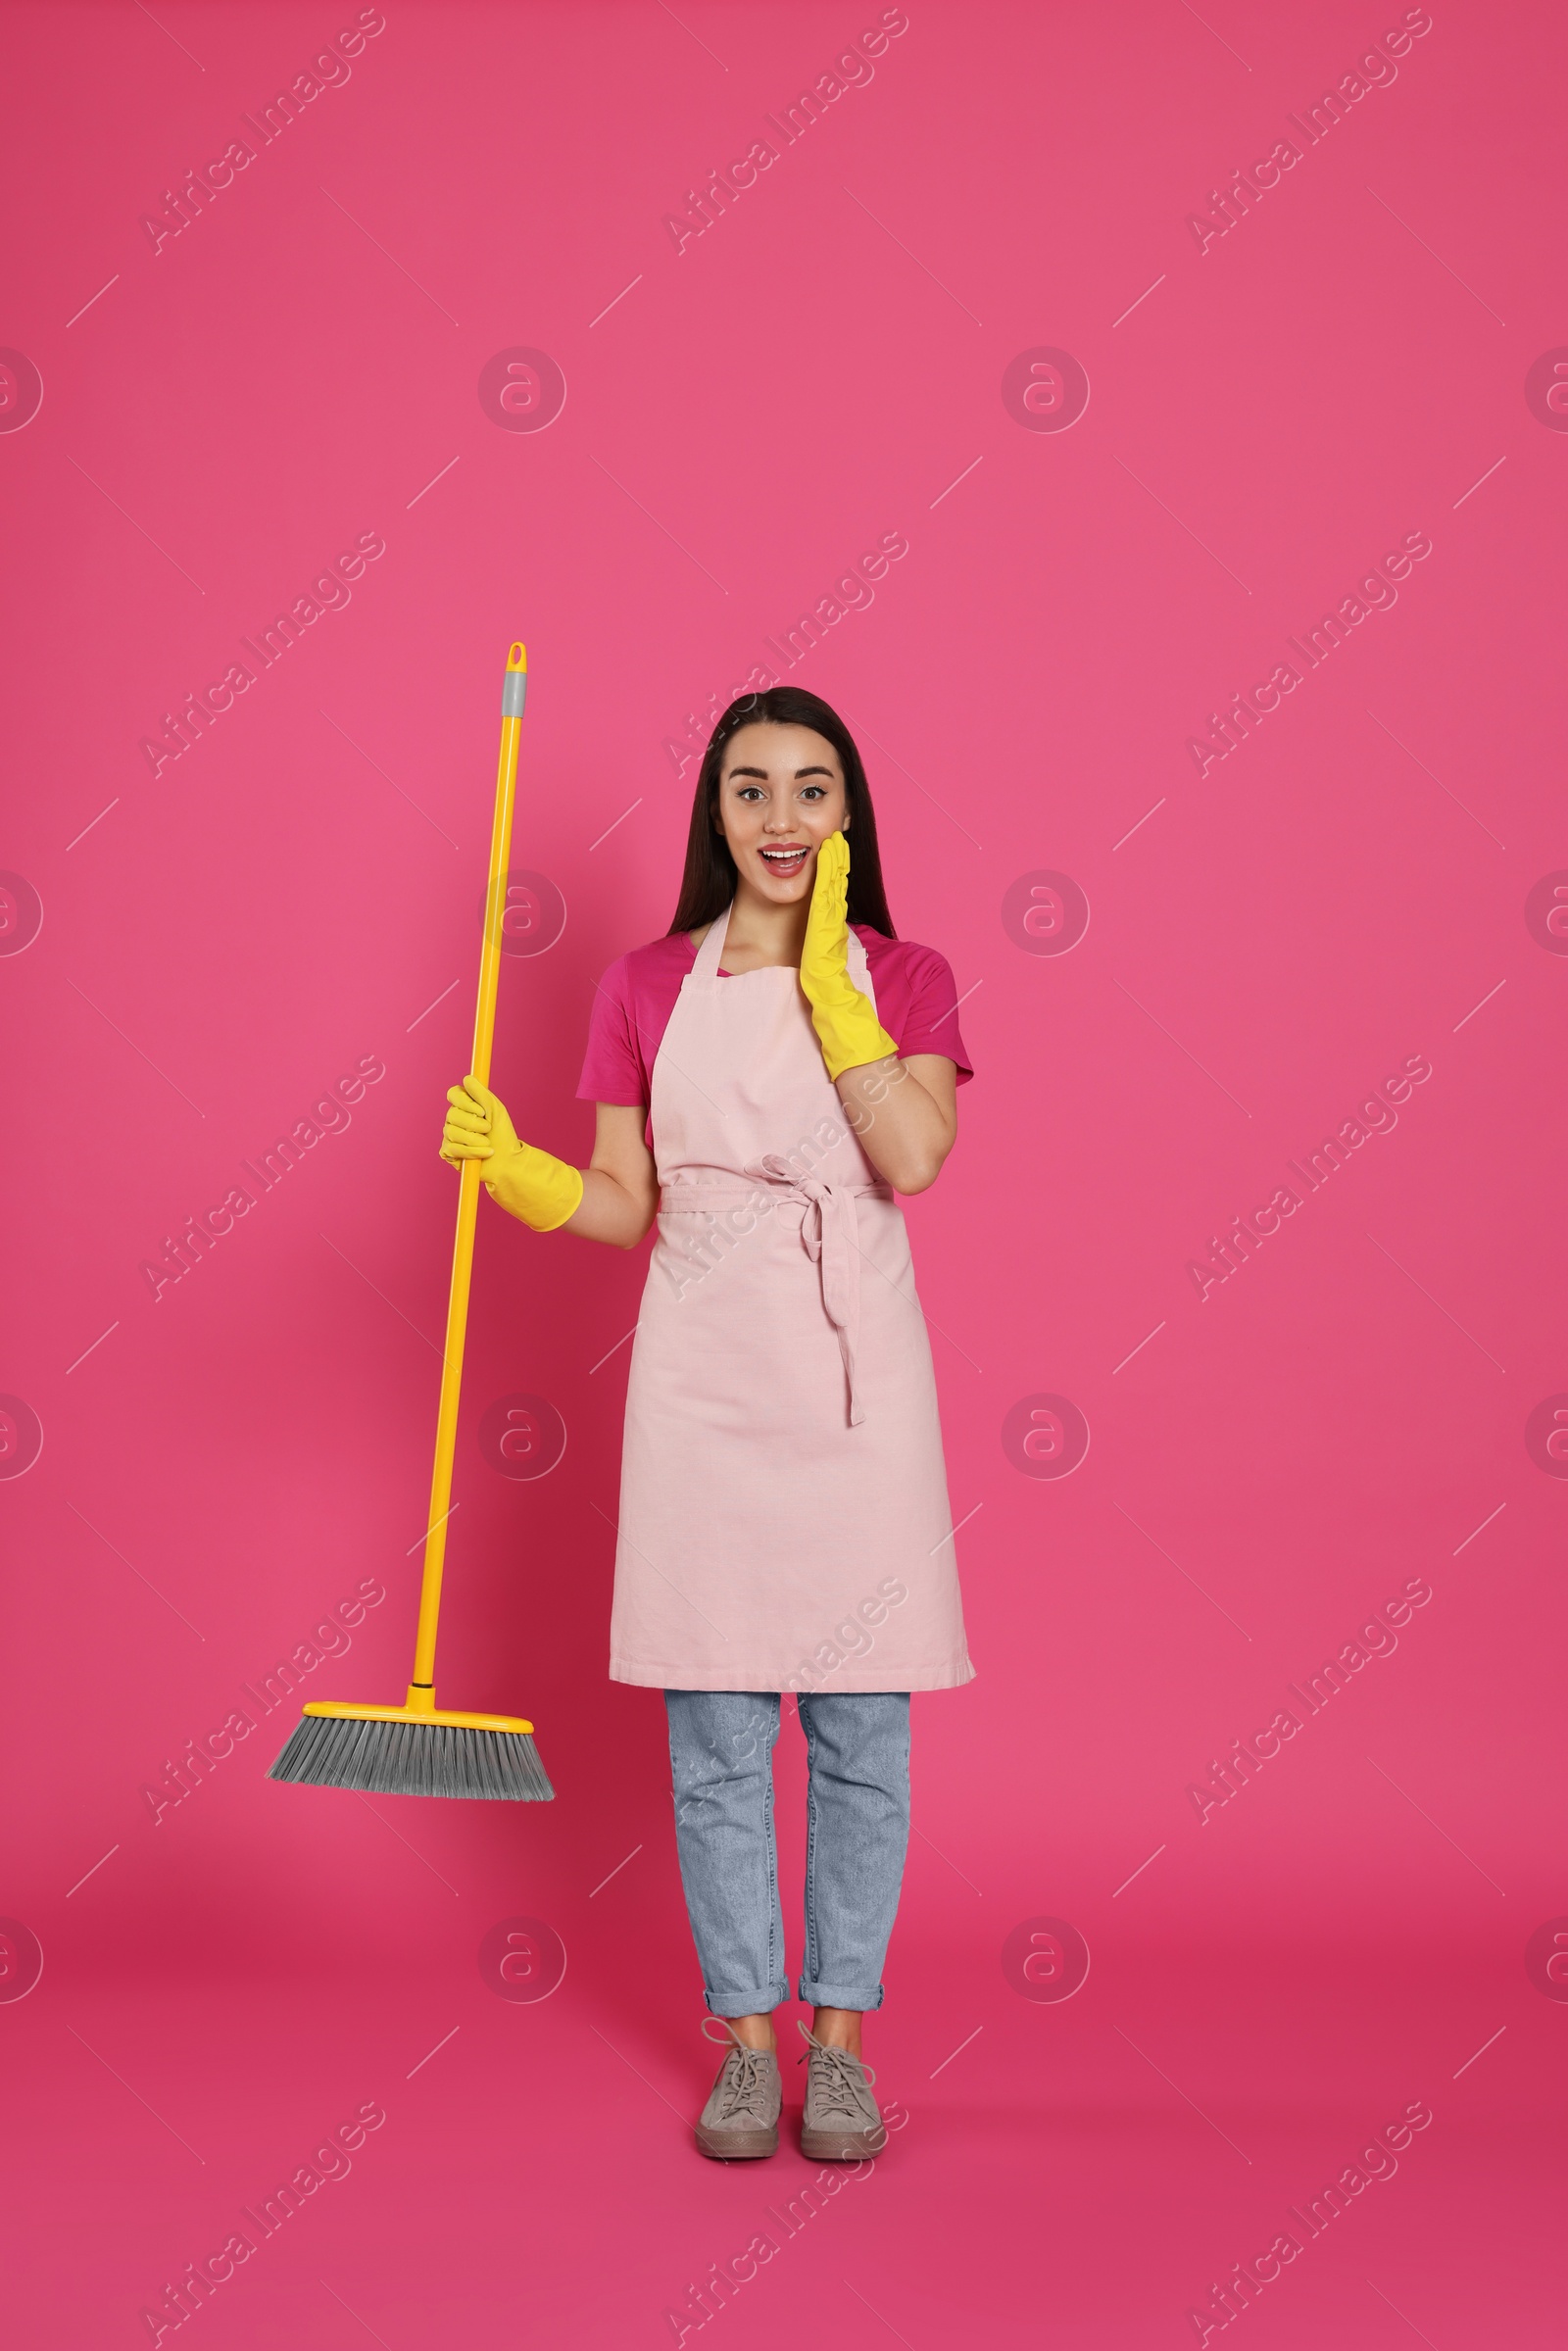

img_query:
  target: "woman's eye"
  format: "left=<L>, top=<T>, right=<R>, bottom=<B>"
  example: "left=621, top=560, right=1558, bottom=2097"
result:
left=800, top=786, right=826, bottom=801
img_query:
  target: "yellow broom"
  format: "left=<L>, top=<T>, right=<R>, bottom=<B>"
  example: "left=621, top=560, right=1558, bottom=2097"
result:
left=270, top=642, right=554, bottom=1800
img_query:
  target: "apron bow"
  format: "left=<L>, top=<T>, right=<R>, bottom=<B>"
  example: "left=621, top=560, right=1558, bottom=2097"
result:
left=745, top=1152, right=873, bottom=1427
left=657, top=1159, right=889, bottom=1427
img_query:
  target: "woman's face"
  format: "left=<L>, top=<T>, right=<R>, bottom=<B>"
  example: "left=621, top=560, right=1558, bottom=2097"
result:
left=714, top=722, right=848, bottom=905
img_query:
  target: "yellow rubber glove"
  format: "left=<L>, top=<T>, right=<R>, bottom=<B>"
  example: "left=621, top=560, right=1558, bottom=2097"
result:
left=439, top=1075, right=584, bottom=1233
left=800, top=831, right=899, bottom=1080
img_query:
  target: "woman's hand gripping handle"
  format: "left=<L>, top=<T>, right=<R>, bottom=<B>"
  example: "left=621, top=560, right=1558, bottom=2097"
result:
left=440, top=1075, right=585, bottom=1232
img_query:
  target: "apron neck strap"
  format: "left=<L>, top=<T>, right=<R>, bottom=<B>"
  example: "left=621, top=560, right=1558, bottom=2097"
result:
left=692, top=901, right=733, bottom=979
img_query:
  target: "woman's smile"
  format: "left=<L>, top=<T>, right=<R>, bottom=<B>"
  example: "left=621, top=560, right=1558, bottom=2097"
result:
left=758, top=843, right=810, bottom=880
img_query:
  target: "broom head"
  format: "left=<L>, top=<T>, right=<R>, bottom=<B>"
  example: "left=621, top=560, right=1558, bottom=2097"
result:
left=269, top=1696, right=554, bottom=1801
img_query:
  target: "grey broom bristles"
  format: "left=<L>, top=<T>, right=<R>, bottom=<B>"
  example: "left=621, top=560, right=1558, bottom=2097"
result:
left=269, top=1711, right=554, bottom=1800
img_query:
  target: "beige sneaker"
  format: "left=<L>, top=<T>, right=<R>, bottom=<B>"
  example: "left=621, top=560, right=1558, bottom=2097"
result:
left=695, top=2019, right=781, bottom=2160
left=797, top=2020, right=888, bottom=2160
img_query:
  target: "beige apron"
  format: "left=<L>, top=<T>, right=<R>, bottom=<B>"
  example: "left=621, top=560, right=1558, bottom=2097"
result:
left=607, top=903, right=975, bottom=1693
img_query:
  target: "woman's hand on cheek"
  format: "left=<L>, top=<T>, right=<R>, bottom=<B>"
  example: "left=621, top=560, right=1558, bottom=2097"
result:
left=802, top=829, right=852, bottom=989
left=800, top=832, right=898, bottom=1080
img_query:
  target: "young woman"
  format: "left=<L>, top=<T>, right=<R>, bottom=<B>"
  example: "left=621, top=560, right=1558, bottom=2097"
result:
left=439, top=685, right=974, bottom=2162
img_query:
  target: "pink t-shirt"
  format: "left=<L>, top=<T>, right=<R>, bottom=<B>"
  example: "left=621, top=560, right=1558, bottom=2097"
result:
left=577, top=925, right=974, bottom=1107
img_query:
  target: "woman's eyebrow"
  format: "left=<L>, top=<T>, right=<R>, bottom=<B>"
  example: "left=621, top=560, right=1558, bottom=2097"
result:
left=724, top=763, right=836, bottom=780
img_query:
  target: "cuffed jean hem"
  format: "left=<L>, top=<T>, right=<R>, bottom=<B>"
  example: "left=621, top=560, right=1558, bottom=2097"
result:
left=705, top=1980, right=792, bottom=2019
left=798, top=1977, right=885, bottom=2012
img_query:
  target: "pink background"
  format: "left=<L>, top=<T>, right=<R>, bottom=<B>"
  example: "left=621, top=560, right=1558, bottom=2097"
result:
left=3, top=0, right=1565, bottom=2341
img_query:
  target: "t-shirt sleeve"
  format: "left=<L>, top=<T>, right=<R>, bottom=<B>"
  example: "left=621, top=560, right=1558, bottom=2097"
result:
left=575, top=954, right=649, bottom=1105
left=899, top=944, right=974, bottom=1081
left=861, top=935, right=974, bottom=1083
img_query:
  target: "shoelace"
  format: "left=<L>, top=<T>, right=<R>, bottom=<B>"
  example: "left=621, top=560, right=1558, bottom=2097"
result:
left=701, top=2019, right=775, bottom=2120
left=715, top=2045, right=774, bottom=2119
left=796, top=2023, right=878, bottom=2120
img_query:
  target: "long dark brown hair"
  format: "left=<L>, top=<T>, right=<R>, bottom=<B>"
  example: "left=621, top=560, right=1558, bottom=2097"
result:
left=667, top=686, right=897, bottom=937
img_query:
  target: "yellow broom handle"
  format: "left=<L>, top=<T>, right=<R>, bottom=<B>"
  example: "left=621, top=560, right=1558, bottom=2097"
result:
left=409, top=641, right=527, bottom=1695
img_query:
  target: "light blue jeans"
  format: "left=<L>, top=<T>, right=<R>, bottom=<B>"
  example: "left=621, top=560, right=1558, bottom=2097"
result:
left=663, top=1689, right=911, bottom=2017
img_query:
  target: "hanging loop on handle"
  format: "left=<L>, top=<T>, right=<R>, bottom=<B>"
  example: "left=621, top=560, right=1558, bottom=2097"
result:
left=408, top=641, right=527, bottom=1700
